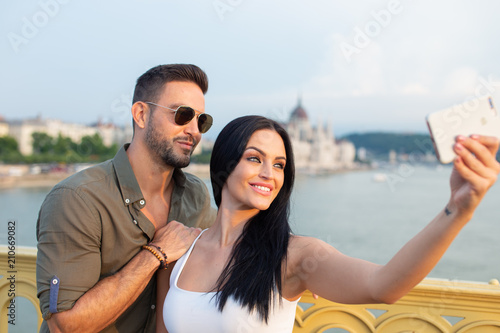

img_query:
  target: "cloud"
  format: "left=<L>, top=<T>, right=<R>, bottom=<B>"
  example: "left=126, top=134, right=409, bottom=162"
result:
left=3, top=0, right=500, bottom=135
left=305, top=33, right=388, bottom=98
left=442, top=67, right=480, bottom=96
left=399, top=83, right=429, bottom=96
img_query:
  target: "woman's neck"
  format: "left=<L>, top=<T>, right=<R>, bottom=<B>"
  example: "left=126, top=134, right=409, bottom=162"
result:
left=205, top=206, right=258, bottom=247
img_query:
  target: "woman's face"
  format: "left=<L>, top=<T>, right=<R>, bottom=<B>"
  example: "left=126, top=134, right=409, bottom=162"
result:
left=222, top=129, right=287, bottom=212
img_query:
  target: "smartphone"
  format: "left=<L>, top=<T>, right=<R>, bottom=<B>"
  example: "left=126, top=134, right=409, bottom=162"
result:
left=426, top=95, right=500, bottom=164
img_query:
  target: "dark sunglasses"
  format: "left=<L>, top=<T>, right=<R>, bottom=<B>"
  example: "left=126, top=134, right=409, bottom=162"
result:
left=145, top=102, right=213, bottom=133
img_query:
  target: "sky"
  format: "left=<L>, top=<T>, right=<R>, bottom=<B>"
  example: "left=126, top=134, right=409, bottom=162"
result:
left=2, top=0, right=500, bottom=139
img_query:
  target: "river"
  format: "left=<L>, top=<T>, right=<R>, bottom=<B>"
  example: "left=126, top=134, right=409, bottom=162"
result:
left=1, top=165, right=499, bottom=332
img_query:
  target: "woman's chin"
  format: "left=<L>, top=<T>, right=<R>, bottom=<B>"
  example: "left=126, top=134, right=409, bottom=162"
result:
left=253, top=202, right=272, bottom=211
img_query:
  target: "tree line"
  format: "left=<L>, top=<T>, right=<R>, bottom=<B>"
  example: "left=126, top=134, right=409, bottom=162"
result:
left=0, top=132, right=118, bottom=164
left=2, top=131, right=497, bottom=164
left=343, top=132, right=434, bottom=158
left=342, top=132, right=500, bottom=162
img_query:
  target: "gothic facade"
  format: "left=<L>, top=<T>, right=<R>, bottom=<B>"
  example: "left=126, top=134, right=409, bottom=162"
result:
left=285, top=99, right=356, bottom=172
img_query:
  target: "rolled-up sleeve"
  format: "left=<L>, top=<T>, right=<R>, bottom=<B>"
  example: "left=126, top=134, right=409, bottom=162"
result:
left=36, top=186, right=102, bottom=319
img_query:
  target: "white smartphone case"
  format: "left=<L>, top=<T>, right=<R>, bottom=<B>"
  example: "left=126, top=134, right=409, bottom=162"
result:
left=426, top=96, right=500, bottom=164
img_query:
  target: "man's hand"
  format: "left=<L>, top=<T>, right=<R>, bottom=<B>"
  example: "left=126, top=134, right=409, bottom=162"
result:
left=150, top=221, right=201, bottom=263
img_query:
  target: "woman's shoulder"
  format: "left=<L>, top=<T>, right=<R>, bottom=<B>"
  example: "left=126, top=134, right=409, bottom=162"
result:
left=283, top=236, right=339, bottom=299
left=287, top=235, right=332, bottom=267
left=287, top=235, right=337, bottom=267
left=289, top=235, right=333, bottom=251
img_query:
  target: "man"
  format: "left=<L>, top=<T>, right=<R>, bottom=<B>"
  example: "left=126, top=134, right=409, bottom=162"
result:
left=36, top=64, right=216, bottom=332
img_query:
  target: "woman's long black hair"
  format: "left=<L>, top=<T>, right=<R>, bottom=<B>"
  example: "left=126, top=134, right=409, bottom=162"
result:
left=209, top=115, right=295, bottom=322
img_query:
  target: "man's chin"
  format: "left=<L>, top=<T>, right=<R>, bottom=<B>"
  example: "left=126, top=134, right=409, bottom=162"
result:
left=176, top=156, right=191, bottom=169
left=179, top=152, right=193, bottom=168
left=160, top=152, right=191, bottom=169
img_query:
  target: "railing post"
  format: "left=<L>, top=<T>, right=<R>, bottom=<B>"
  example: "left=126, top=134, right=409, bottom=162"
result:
left=0, top=246, right=42, bottom=332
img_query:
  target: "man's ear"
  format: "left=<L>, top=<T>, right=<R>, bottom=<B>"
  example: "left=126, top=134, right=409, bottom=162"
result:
left=131, top=101, right=148, bottom=129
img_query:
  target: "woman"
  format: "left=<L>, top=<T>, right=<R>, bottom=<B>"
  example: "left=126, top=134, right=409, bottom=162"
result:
left=156, top=115, right=499, bottom=332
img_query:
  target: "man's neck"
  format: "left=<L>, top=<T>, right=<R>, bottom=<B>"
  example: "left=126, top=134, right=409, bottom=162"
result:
left=126, top=141, right=176, bottom=198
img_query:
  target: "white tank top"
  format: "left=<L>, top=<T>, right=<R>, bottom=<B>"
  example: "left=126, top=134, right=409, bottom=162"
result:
left=162, top=230, right=300, bottom=333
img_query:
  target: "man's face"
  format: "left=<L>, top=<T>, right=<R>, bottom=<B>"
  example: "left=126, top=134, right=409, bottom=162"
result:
left=144, top=81, right=205, bottom=168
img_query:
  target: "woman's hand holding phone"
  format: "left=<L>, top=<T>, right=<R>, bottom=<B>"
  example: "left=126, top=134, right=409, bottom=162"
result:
left=448, top=135, right=500, bottom=218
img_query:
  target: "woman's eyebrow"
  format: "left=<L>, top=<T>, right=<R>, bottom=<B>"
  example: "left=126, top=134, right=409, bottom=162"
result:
left=245, top=146, right=286, bottom=161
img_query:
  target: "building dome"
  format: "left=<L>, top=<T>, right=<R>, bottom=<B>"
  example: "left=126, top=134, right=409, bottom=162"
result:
left=290, top=97, right=308, bottom=121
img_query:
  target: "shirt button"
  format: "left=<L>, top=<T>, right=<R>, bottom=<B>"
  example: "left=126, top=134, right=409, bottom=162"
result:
left=151, top=305, right=155, bottom=310
left=125, top=199, right=130, bottom=204
left=140, top=200, right=145, bottom=206
left=133, top=220, right=138, bottom=225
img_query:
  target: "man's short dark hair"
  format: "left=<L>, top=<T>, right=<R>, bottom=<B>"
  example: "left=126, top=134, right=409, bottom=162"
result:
left=132, top=64, right=208, bottom=105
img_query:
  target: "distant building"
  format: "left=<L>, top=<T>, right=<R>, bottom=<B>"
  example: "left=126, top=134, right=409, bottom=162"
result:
left=285, top=98, right=356, bottom=172
left=0, top=118, right=8, bottom=137
left=389, top=150, right=397, bottom=164
left=5, top=115, right=133, bottom=155
left=357, top=147, right=367, bottom=161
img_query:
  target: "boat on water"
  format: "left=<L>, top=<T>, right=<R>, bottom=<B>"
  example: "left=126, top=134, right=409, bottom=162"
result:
left=372, top=173, right=388, bottom=182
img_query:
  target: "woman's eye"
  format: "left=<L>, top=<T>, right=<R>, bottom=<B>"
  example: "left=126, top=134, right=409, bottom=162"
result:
left=247, top=156, right=260, bottom=163
left=274, top=163, right=285, bottom=169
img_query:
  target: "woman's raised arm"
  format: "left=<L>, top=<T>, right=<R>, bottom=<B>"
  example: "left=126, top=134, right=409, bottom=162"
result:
left=285, top=135, right=499, bottom=305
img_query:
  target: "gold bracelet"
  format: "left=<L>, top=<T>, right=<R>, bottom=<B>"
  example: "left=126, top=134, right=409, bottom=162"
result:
left=142, top=245, right=167, bottom=269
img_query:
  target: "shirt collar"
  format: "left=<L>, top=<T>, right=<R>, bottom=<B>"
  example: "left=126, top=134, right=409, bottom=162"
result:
left=113, top=144, right=187, bottom=206
left=112, top=144, right=144, bottom=206
left=171, top=168, right=186, bottom=205
left=173, top=168, right=186, bottom=189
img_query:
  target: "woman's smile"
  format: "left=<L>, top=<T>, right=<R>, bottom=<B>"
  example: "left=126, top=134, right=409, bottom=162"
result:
left=249, top=182, right=274, bottom=196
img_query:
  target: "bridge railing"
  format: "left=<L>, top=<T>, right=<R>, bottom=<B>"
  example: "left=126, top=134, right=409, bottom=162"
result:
left=1, top=246, right=499, bottom=332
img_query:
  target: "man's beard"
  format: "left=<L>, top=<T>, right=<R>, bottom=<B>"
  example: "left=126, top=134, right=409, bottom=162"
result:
left=145, top=119, right=197, bottom=169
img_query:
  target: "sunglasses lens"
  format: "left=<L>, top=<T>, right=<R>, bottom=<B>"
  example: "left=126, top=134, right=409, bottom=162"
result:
left=173, top=106, right=212, bottom=133
left=175, top=107, right=195, bottom=125
left=198, top=114, right=213, bottom=133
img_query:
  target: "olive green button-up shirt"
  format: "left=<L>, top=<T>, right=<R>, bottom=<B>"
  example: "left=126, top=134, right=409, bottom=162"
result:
left=36, top=144, right=216, bottom=333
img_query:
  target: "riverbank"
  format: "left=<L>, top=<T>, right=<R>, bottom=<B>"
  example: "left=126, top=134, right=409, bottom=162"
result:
left=0, top=173, right=72, bottom=189
left=0, top=163, right=212, bottom=189
left=0, top=162, right=376, bottom=189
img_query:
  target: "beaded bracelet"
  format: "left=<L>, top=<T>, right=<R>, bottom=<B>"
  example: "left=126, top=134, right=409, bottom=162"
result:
left=142, top=245, right=168, bottom=270
left=149, top=244, right=168, bottom=266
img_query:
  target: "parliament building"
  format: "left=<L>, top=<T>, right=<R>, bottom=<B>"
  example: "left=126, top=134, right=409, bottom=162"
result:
left=285, top=99, right=356, bottom=173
